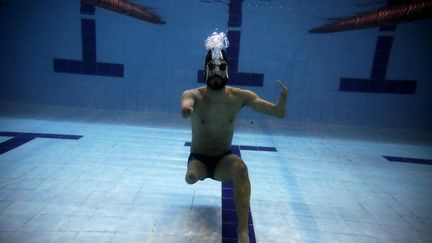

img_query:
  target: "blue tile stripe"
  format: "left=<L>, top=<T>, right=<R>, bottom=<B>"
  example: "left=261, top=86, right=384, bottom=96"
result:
left=339, top=17, right=416, bottom=94
left=197, top=0, right=264, bottom=87
left=340, top=78, right=417, bottom=94
left=228, top=0, right=243, bottom=27
left=383, top=156, right=432, bottom=165
left=54, top=59, right=124, bottom=77
left=379, top=25, right=396, bottom=31
left=0, top=131, right=83, bottom=155
left=222, top=144, right=257, bottom=243
left=370, top=36, right=393, bottom=80
left=80, top=1, right=95, bottom=15
left=185, top=142, right=277, bottom=242
left=81, top=18, right=97, bottom=62
left=0, top=137, right=36, bottom=155
left=53, top=2, right=124, bottom=77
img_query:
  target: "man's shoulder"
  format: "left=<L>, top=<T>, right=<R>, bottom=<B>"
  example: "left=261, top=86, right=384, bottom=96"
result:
left=184, top=86, right=204, bottom=94
left=227, top=86, right=254, bottom=97
left=183, top=87, right=206, bottom=100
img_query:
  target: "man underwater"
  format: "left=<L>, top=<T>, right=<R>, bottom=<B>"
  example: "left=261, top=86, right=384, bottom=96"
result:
left=180, top=32, right=288, bottom=243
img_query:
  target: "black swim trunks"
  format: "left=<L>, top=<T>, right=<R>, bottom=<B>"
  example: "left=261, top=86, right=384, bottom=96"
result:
left=188, top=150, right=233, bottom=179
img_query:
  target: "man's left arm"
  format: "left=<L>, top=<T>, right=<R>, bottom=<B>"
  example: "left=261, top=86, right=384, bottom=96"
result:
left=243, top=80, right=288, bottom=118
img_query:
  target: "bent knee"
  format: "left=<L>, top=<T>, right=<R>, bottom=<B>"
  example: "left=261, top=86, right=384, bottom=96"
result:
left=233, top=162, right=249, bottom=179
left=185, top=173, right=198, bottom=184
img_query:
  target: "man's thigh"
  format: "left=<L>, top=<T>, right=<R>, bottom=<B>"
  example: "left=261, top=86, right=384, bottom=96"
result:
left=213, top=153, right=245, bottom=183
left=187, top=159, right=208, bottom=180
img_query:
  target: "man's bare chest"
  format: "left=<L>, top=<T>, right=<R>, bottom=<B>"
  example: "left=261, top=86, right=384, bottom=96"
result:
left=193, top=99, right=241, bottom=125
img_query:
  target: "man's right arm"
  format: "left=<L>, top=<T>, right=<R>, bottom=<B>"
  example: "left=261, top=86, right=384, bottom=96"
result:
left=241, top=80, right=288, bottom=118
left=180, top=90, right=195, bottom=119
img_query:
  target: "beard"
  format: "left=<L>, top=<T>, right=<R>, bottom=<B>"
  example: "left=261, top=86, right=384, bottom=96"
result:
left=206, top=75, right=228, bottom=90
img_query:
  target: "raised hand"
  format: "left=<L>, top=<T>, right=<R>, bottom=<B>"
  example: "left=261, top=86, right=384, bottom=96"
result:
left=276, top=80, right=288, bottom=96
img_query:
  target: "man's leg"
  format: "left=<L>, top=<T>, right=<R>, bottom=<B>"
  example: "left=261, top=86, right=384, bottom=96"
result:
left=214, top=154, right=251, bottom=243
left=185, top=159, right=208, bottom=184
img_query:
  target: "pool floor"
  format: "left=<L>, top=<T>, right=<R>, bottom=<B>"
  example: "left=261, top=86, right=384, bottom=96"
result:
left=0, top=114, right=431, bottom=243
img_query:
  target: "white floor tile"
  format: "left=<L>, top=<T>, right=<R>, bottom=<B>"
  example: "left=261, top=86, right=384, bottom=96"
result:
left=0, top=115, right=431, bottom=242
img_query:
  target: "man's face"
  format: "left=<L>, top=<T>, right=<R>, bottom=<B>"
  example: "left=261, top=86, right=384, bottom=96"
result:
left=206, top=59, right=228, bottom=90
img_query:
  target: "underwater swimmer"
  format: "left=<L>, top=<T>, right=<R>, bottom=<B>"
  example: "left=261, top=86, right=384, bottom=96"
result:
left=181, top=32, right=288, bottom=243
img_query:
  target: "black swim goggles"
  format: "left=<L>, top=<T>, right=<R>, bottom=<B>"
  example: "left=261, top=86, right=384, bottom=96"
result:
left=207, top=62, right=227, bottom=71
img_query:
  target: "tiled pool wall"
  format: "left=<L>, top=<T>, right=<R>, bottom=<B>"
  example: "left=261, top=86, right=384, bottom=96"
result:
left=0, top=0, right=431, bottom=129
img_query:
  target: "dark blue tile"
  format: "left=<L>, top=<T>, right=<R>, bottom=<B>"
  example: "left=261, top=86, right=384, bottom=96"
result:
left=0, top=137, right=35, bottom=155
left=0, top=131, right=22, bottom=137
left=222, top=182, right=233, bottom=189
left=354, top=79, right=369, bottom=92
left=249, top=223, right=256, bottom=242
left=222, top=209, right=237, bottom=223
left=228, top=0, right=243, bottom=9
left=53, top=58, right=69, bottom=73
left=97, top=62, right=110, bottom=76
left=0, top=132, right=83, bottom=155
left=258, top=146, right=277, bottom=152
left=60, top=135, right=83, bottom=140
left=231, top=73, right=263, bottom=87
left=375, top=36, right=393, bottom=51
left=370, top=64, right=387, bottom=80
left=380, top=25, right=396, bottom=31
left=339, top=78, right=356, bottom=91
left=231, top=145, right=241, bottom=156
left=29, top=133, right=62, bottom=139
left=368, top=80, right=384, bottom=93
left=399, top=80, right=417, bottom=94
left=83, top=47, right=96, bottom=62
left=80, top=1, right=95, bottom=15
left=227, top=46, right=240, bottom=60
left=222, top=237, right=237, bottom=243
left=222, top=198, right=236, bottom=210
left=110, top=64, right=124, bottom=77
left=229, top=9, right=243, bottom=17
left=68, top=60, right=83, bottom=73
left=408, top=158, right=432, bottom=165
left=239, top=145, right=258, bottom=151
left=227, top=31, right=241, bottom=46
left=228, top=4, right=243, bottom=10
left=249, top=74, right=264, bottom=85
left=230, top=75, right=247, bottom=86
left=228, top=61, right=238, bottom=73
left=18, top=133, right=36, bottom=138
left=229, top=5, right=243, bottom=12
left=197, top=70, right=205, bottom=83
left=372, top=50, right=391, bottom=66
left=83, top=61, right=97, bottom=75
left=222, top=222, right=237, bottom=239
left=222, top=188, right=234, bottom=199
left=81, top=19, right=95, bottom=34
left=383, top=81, right=400, bottom=93
left=383, top=156, right=432, bottom=165
left=228, top=17, right=242, bottom=25
left=82, top=33, right=96, bottom=48
left=383, top=156, right=401, bottom=162
left=3, top=137, right=35, bottom=146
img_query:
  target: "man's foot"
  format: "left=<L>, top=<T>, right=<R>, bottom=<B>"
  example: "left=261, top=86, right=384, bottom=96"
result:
left=238, top=229, right=250, bottom=243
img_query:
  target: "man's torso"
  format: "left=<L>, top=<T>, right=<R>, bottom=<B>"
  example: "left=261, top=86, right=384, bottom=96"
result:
left=190, top=86, right=245, bottom=156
